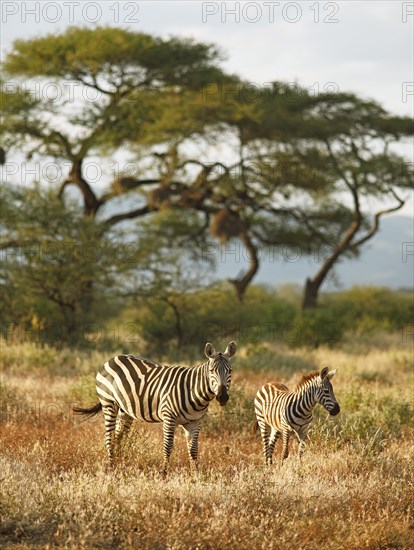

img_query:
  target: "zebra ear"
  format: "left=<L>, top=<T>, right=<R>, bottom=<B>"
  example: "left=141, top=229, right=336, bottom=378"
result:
left=320, top=367, right=329, bottom=380
left=327, top=369, right=337, bottom=380
left=205, top=343, right=216, bottom=358
left=225, top=341, right=237, bottom=358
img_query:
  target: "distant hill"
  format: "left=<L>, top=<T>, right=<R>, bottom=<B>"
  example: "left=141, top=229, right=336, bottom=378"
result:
left=212, top=215, right=414, bottom=290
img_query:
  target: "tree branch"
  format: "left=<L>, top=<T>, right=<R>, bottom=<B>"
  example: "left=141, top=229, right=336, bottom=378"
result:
left=103, top=205, right=150, bottom=227
left=67, top=159, right=100, bottom=215
left=58, top=179, right=72, bottom=199
left=48, top=131, right=73, bottom=159
left=99, top=178, right=161, bottom=204
left=351, top=190, right=405, bottom=248
left=324, top=138, right=354, bottom=191
left=228, top=231, right=259, bottom=301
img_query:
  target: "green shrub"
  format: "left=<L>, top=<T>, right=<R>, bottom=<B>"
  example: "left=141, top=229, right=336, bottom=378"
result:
left=236, top=344, right=316, bottom=377
left=133, top=283, right=297, bottom=356
left=289, top=309, right=345, bottom=348
left=323, top=287, right=413, bottom=334
left=67, top=375, right=97, bottom=405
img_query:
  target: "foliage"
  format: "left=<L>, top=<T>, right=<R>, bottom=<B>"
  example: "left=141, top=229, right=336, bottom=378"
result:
left=0, top=183, right=126, bottom=338
left=126, top=284, right=412, bottom=354
left=321, top=286, right=414, bottom=335
left=4, top=27, right=224, bottom=89
left=132, top=284, right=298, bottom=356
left=289, top=308, right=346, bottom=348
left=0, top=185, right=213, bottom=346
left=2, top=27, right=412, bottom=307
left=1, top=191, right=412, bottom=354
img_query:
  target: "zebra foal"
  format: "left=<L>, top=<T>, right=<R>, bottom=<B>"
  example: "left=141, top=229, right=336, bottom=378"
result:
left=73, top=341, right=236, bottom=470
left=253, top=367, right=340, bottom=465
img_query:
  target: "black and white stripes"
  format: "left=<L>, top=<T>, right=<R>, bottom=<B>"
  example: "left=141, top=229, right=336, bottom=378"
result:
left=74, top=341, right=236, bottom=469
left=254, top=368, right=340, bottom=465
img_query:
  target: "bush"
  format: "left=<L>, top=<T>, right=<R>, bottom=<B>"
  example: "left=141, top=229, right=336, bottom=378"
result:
left=125, top=284, right=413, bottom=354
left=67, top=375, right=98, bottom=405
left=2, top=282, right=412, bottom=355
left=236, top=343, right=316, bottom=377
left=322, top=287, right=413, bottom=334
left=133, top=283, right=297, bottom=357
left=289, top=309, right=345, bottom=348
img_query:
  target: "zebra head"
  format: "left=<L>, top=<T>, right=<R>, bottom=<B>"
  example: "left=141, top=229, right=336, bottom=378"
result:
left=204, top=341, right=237, bottom=406
left=316, top=367, right=340, bottom=416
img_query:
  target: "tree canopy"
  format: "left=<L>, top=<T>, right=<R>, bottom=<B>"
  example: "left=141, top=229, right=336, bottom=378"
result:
left=1, top=26, right=413, bottom=339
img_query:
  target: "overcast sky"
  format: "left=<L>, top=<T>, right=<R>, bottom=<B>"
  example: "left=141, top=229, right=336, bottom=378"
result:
left=2, top=0, right=413, bottom=214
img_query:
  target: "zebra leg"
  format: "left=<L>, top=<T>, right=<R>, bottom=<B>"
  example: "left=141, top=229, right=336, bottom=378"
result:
left=182, top=421, right=201, bottom=471
left=114, top=410, right=134, bottom=457
left=268, top=429, right=281, bottom=464
left=281, top=429, right=291, bottom=463
left=258, top=421, right=271, bottom=465
left=102, top=403, right=119, bottom=467
left=162, top=417, right=176, bottom=472
left=297, top=431, right=308, bottom=460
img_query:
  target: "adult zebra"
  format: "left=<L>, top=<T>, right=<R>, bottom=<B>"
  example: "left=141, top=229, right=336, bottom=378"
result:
left=73, top=341, right=236, bottom=469
left=253, top=367, right=340, bottom=465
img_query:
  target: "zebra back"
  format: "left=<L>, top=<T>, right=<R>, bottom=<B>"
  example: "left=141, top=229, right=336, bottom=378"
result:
left=255, top=369, right=340, bottom=433
left=96, top=355, right=215, bottom=423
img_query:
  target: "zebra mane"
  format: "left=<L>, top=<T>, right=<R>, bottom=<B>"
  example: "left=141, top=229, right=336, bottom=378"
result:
left=295, top=371, right=320, bottom=390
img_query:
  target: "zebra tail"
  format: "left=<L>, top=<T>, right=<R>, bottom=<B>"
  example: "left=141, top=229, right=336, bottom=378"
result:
left=73, top=402, right=102, bottom=420
left=251, top=420, right=259, bottom=434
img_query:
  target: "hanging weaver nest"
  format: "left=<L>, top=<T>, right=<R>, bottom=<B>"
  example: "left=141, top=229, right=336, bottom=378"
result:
left=148, top=186, right=173, bottom=209
left=210, top=209, right=247, bottom=244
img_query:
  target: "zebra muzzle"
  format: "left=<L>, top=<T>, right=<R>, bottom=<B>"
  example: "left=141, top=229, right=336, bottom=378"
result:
left=329, top=403, right=340, bottom=416
left=216, top=385, right=229, bottom=406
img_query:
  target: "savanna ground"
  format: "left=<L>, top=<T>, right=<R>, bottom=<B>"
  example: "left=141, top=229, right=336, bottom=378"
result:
left=1, top=337, right=413, bottom=549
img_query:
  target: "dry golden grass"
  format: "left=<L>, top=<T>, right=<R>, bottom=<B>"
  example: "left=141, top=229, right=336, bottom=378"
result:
left=1, top=342, right=413, bottom=549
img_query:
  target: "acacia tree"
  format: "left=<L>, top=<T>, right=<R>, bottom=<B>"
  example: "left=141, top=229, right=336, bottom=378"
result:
left=295, top=96, right=413, bottom=308
left=138, top=81, right=347, bottom=300
left=2, top=28, right=412, bottom=309
left=1, top=34, right=322, bottom=302
left=2, top=29, right=348, bottom=302
left=1, top=27, right=234, bottom=322
left=215, top=86, right=413, bottom=307
left=141, top=84, right=374, bottom=302
left=158, top=85, right=413, bottom=305
left=1, top=26, right=229, bottom=220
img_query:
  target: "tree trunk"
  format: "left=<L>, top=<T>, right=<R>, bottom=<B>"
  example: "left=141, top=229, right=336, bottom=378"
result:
left=229, top=231, right=259, bottom=302
left=302, top=278, right=319, bottom=310
left=301, top=219, right=361, bottom=310
left=165, top=297, right=183, bottom=351
left=79, top=279, right=94, bottom=317
left=69, top=159, right=100, bottom=216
